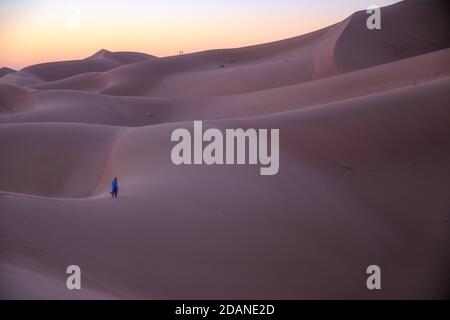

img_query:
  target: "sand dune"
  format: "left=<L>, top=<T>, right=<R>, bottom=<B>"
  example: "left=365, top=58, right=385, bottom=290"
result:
left=26, top=18, right=351, bottom=96
left=334, top=0, right=450, bottom=73
left=0, top=123, right=119, bottom=197
left=22, top=1, right=449, bottom=98
left=0, top=50, right=156, bottom=88
left=0, top=68, right=16, bottom=78
left=1, top=77, right=448, bottom=299
left=0, top=0, right=449, bottom=299
left=1, top=49, right=448, bottom=126
left=0, top=71, right=43, bottom=87
left=16, top=50, right=156, bottom=83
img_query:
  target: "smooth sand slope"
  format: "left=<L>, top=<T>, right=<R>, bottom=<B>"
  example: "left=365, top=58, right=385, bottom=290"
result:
left=0, top=0, right=449, bottom=299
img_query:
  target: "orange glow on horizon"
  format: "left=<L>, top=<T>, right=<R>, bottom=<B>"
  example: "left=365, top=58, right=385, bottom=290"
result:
left=0, top=0, right=402, bottom=69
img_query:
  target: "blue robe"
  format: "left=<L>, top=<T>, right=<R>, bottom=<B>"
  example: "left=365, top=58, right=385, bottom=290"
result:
left=112, top=180, right=118, bottom=192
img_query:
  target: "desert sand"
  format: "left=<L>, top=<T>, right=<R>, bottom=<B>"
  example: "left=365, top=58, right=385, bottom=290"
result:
left=0, top=0, right=449, bottom=299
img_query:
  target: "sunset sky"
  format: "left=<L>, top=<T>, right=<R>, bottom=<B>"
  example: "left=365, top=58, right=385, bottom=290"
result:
left=0, top=0, right=402, bottom=69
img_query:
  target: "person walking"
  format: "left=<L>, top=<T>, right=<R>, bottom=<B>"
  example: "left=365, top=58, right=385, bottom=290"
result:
left=111, top=177, right=119, bottom=198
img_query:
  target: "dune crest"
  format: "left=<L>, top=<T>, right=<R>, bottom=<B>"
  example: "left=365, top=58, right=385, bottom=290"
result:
left=0, top=67, right=16, bottom=78
left=18, top=50, right=156, bottom=83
